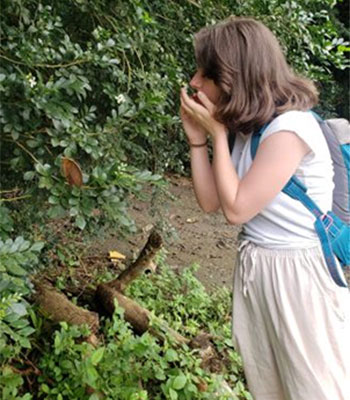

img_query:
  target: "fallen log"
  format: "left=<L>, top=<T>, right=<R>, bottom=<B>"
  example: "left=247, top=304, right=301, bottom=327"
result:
left=107, top=229, right=163, bottom=292
left=33, top=280, right=99, bottom=345
left=95, top=283, right=236, bottom=398
left=32, top=230, right=236, bottom=398
left=95, top=283, right=189, bottom=345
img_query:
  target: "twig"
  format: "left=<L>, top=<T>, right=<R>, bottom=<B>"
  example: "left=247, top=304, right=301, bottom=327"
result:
left=13, top=141, right=41, bottom=164
left=0, top=195, right=31, bottom=202
left=0, top=53, right=90, bottom=69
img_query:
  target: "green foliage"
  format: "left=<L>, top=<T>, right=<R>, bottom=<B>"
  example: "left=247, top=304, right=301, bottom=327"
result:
left=127, top=260, right=231, bottom=338
left=32, top=264, right=249, bottom=400
left=0, top=0, right=348, bottom=236
left=0, top=206, right=14, bottom=240
left=0, top=237, right=44, bottom=365
left=0, top=365, right=32, bottom=400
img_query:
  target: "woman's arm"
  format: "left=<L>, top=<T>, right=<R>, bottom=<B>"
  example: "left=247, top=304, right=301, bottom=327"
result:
left=190, top=144, right=220, bottom=212
left=180, top=98, right=220, bottom=212
left=212, top=130, right=309, bottom=224
left=180, top=88, right=310, bottom=224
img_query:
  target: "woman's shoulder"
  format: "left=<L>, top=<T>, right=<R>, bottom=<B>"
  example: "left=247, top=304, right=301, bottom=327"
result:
left=263, top=110, right=322, bottom=141
left=262, top=110, right=327, bottom=157
left=270, top=110, right=319, bottom=129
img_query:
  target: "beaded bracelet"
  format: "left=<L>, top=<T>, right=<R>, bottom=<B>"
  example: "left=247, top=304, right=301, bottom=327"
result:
left=189, top=138, right=208, bottom=148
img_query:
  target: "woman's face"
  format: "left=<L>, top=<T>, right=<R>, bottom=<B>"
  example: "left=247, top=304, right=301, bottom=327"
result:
left=189, top=69, right=221, bottom=104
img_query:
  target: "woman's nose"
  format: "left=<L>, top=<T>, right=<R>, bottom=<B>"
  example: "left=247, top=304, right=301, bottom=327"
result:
left=190, top=71, right=201, bottom=89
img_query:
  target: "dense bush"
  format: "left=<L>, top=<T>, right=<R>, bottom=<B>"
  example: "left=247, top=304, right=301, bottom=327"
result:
left=0, top=0, right=348, bottom=233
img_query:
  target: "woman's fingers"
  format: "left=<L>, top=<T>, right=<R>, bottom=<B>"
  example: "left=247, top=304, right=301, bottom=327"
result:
left=180, top=88, right=205, bottom=113
left=182, top=91, right=211, bottom=123
left=180, top=99, right=194, bottom=118
left=197, top=91, right=214, bottom=113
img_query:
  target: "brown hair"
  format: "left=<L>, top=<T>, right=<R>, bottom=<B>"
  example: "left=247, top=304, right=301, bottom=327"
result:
left=194, top=16, right=319, bottom=135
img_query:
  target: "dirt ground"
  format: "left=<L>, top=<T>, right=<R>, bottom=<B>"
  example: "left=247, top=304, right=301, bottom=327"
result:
left=101, top=175, right=241, bottom=291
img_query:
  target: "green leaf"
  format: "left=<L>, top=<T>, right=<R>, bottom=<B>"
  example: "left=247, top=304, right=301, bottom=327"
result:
left=9, top=302, right=27, bottom=317
left=41, top=384, right=50, bottom=394
left=91, top=347, right=105, bottom=366
left=23, top=171, right=35, bottom=181
left=48, top=196, right=60, bottom=205
left=48, top=205, right=66, bottom=218
left=19, top=326, right=35, bottom=337
left=169, top=388, right=178, bottom=400
left=30, top=242, right=45, bottom=252
left=172, top=375, right=187, bottom=390
left=165, top=349, right=178, bottom=362
left=11, top=131, right=19, bottom=140
left=89, top=394, right=100, bottom=400
left=75, top=215, right=86, bottom=230
left=155, top=369, right=166, bottom=381
left=6, top=262, right=27, bottom=276
left=18, top=336, right=31, bottom=348
left=86, top=365, right=98, bottom=385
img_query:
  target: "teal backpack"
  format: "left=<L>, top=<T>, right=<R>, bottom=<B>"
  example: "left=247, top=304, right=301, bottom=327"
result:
left=248, top=113, right=350, bottom=287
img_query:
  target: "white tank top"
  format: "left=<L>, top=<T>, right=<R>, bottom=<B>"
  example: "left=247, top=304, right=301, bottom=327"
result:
left=231, top=110, right=334, bottom=249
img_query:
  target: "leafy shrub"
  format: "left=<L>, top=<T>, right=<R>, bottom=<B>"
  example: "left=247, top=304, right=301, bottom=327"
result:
left=0, top=237, right=44, bottom=362
left=0, top=237, right=44, bottom=399
left=33, top=263, right=250, bottom=400
left=0, top=0, right=348, bottom=235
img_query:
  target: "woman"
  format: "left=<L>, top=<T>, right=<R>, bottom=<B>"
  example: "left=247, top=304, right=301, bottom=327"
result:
left=180, top=16, right=349, bottom=400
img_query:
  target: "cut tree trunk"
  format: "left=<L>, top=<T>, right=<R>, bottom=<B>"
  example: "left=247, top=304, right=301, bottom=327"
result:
left=107, top=229, right=163, bottom=292
left=32, top=230, right=236, bottom=398
left=95, top=283, right=189, bottom=345
left=33, top=280, right=99, bottom=347
left=34, top=281, right=99, bottom=333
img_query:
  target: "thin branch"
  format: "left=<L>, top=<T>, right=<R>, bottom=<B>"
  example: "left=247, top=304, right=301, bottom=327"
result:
left=13, top=141, right=41, bottom=164
left=0, top=188, right=20, bottom=193
left=0, top=195, right=31, bottom=202
left=0, top=53, right=90, bottom=69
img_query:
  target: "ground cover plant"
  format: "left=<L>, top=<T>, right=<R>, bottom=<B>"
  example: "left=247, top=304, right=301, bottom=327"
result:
left=0, top=0, right=348, bottom=398
left=1, top=243, right=253, bottom=399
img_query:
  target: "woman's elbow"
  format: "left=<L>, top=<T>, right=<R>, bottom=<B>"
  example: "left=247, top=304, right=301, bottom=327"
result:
left=224, top=210, right=249, bottom=225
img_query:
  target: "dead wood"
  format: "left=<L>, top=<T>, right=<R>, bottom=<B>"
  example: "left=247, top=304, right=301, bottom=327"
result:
left=30, top=228, right=235, bottom=398
left=34, top=281, right=99, bottom=336
left=107, top=229, right=163, bottom=292
left=95, top=283, right=189, bottom=345
left=95, top=284, right=236, bottom=398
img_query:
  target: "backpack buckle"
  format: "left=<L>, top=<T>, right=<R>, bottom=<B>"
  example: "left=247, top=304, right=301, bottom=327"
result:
left=321, top=213, right=333, bottom=231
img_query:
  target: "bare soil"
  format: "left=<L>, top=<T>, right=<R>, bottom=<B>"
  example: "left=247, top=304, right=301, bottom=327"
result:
left=101, top=175, right=241, bottom=291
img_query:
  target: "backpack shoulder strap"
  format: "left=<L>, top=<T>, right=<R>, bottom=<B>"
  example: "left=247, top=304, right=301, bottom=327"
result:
left=249, top=115, right=324, bottom=218
left=250, top=123, right=269, bottom=160
left=249, top=113, right=348, bottom=287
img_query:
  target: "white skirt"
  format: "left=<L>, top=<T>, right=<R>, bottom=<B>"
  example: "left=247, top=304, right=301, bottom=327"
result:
left=232, top=241, right=350, bottom=400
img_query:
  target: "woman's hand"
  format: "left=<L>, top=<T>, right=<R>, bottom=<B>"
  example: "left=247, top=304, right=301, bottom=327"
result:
left=180, top=88, right=227, bottom=140
left=180, top=94, right=207, bottom=145
left=180, top=105, right=207, bottom=145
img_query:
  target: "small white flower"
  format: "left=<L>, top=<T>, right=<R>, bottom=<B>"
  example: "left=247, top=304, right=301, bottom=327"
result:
left=28, top=76, right=37, bottom=88
left=116, top=94, right=126, bottom=104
